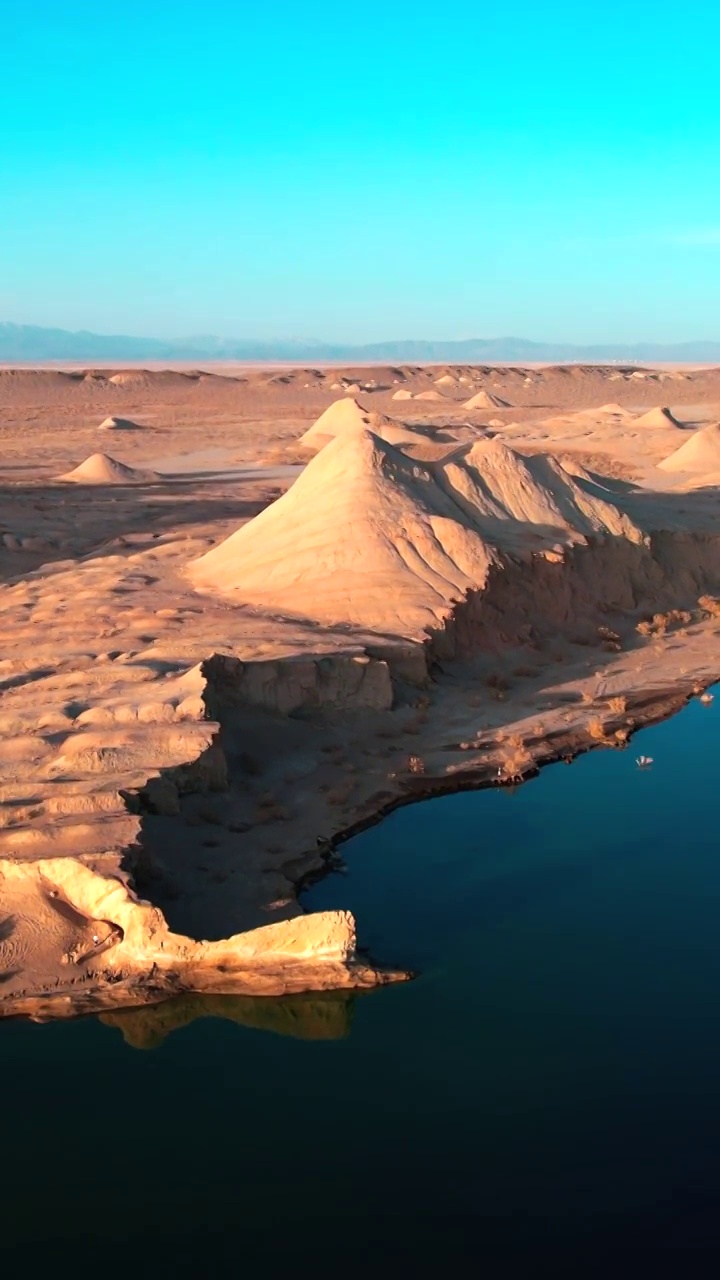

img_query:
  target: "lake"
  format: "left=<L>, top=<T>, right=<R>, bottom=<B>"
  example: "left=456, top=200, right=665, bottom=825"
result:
left=3, top=687, right=720, bottom=1267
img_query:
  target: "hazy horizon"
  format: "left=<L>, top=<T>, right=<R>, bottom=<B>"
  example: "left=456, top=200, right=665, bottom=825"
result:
left=4, top=0, right=720, bottom=342
left=6, top=320, right=720, bottom=364
left=5, top=320, right=720, bottom=348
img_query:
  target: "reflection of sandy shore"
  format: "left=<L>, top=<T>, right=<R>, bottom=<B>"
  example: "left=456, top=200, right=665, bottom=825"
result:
left=100, top=989, right=356, bottom=1049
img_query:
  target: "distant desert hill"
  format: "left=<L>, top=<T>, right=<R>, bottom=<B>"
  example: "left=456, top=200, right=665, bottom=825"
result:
left=659, top=422, right=720, bottom=472
left=98, top=415, right=145, bottom=431
left=190, top=427, right=640, bottom=635
left=58, top=452, right=160, bottom=484
left=464, top=390, right=511, bottom=410
left=6, top=320, right=720, bottom=362
left=298, top=397, right=423, bottom=453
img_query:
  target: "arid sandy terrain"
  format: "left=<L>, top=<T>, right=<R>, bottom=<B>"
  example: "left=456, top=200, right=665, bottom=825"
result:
left=3, top=360, right=720, bottom=1020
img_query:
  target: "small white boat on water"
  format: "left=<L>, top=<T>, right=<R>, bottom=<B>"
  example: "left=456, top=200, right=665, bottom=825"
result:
left=636, top=755, right=654, bottom=768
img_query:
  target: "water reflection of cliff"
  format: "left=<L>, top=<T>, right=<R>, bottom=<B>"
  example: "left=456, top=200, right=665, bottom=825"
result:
left=99, top=990, right=356, bottom=1049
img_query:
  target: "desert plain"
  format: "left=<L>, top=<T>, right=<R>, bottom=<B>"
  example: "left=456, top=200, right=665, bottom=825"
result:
left=3, top=359, right=720, bottom=1019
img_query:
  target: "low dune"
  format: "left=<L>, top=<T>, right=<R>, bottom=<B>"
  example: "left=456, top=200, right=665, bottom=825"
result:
left=464, top=389, right=511, bottom=410
left=98, top=415, right=145, bottom=431
left=58, top=452, right=161, bottom=484
left=585, top=403, right=633, bottom=418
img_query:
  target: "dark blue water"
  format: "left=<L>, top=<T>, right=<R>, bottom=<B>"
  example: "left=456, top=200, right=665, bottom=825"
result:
left=3, top=690, right=720, bottom=1268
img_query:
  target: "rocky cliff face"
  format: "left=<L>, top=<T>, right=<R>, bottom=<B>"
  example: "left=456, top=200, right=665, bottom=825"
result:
left=202, top=651, right=394, bottom=715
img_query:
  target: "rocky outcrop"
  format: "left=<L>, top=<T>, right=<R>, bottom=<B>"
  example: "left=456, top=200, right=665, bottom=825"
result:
left=202, top=651, right=394, bottom=715
left=0, top=857, right=407, bottom=1018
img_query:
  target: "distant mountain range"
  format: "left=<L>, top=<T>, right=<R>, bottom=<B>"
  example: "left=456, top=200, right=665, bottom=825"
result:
left=2, top=322, right=720, bottom=364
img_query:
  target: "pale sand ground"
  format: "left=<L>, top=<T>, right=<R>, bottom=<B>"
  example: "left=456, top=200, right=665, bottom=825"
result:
left=3, top=360, right=720, bottom=1016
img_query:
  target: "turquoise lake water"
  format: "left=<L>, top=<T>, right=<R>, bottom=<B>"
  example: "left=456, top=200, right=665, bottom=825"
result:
left=3, top=688, right=720, bottom=1268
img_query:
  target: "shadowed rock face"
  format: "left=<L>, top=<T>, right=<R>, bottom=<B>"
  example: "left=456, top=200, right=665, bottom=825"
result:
left=202, top=651, right=393, bottom=715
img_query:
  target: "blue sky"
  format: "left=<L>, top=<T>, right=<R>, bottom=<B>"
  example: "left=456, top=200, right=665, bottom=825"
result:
left=2, top=0, right=720, bottom=342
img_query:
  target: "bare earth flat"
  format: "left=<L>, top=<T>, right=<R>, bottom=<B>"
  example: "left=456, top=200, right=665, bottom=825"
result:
left=3, top=360, right=720, bottom=1017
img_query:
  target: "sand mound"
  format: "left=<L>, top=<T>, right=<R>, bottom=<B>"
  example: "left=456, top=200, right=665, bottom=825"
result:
left=434, top=374, right=457, bottom=387
left=658, top=422, right=720, bottom=473
left=572, top=403, right=634, bottom=423
left=463, top=390, right=511, bottom=410
left=595, top=403, right=633, bottom=417
left=414, top=390, right=445, bottom=401
left=190, top=427, right=640, bottom=636
left=343, top=383, right=361, bottom=395
left=392, top=389, right=414, bottom=401
left=98, top=415, right=144, bottom=431
left=634, top=407, right=682, bottom=429
left=298, top=397, right=421, bottom=454
left=58, top=453, right=160, bottom=485
left=107, top=370, right=199, bottom=390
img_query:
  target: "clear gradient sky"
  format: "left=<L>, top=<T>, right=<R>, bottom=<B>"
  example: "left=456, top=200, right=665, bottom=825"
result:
left=2, top=0, right=720, bottom=343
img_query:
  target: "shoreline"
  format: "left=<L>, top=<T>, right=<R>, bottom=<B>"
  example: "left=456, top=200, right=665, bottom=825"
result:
left=2, top=664, right=715, bottom=1027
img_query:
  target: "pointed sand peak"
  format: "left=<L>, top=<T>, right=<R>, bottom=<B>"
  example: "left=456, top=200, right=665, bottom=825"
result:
left=634, top=406, right=683, bottom=429
left=659, top=421, right=720, bottom=472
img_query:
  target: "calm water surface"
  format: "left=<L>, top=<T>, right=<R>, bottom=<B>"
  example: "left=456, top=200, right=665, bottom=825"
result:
left=3, top=688, right=720, bottom=1267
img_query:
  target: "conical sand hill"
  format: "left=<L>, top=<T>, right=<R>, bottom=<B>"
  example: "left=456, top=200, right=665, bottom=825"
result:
left=298, top=397, right=422, bottom=453
left=190, top=426, right=639, bottom=636
left=659, top=422, right=720, bottom=472
left=634, top=406, right=682, bottom=429
left=463, top=390, right=511, bottom=410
